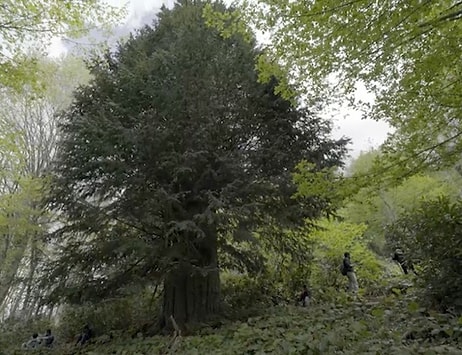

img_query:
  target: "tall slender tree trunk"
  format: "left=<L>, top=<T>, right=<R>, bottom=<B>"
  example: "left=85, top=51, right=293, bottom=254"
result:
left=161, top=232, right=220, bottom=329
left=0, top=258, right=24, bottom=311
left=9, top=282, right=26, bottom=318
left=23, top=234, right=39, bottom=319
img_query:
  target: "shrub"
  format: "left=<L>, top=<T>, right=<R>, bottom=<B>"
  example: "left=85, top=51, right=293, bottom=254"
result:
left=307, top=219, right=386, bottom=298
left=0, top=316, right=53, bottom=352
left=56, top=289, right=159, bottom=341
left=387, top=196, right=462, bottom=311
left=220, top=272, right=274, bottom=318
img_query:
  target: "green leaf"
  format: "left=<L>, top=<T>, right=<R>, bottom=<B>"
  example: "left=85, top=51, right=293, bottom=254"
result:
left=371, top=308, right=385, bottom=318
left=408, top=301, right=420, bottom=313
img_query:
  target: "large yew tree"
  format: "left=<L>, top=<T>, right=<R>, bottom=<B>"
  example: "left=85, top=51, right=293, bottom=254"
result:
left=45, top=1, right=348, bottom=327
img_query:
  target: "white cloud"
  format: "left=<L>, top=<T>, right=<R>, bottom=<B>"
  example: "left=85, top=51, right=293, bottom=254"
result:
left=332, top=109, right=392, bottom=159
left=48, top=37, right=68, bottom=58
left=108, top=0, right=171, bottom=27
left=47, top=0, right=169, bottom=56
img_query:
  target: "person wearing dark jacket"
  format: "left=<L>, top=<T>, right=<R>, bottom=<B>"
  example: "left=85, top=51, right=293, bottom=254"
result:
left=299, top=285, right=311, bottom=307
left=41, top=329, right=54, bottom=347
left=343, top=252, right=359, bottom=293
left=392, top=248, right=418, bottom=275
left=392, top=248, right=408, bottom=274
left=76, top=325, right=93, bottom=346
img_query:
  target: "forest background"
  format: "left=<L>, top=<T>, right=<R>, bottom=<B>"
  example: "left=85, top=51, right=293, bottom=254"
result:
left=1, top=1, right=462, bottom=354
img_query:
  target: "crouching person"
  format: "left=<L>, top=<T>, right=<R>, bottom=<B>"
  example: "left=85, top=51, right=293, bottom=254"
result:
left=22, top=333, right=41, bottom=349
left=41, top=329, right=54, bottom=348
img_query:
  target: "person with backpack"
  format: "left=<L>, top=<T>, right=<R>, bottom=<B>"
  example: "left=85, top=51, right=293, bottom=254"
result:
left=342, top=252, right=359, bottom=293
left=298, top=285, right=311, bottom=307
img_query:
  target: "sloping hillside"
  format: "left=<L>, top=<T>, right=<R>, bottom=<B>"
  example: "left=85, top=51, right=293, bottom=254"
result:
left=6, top=294, right=462, bottom=355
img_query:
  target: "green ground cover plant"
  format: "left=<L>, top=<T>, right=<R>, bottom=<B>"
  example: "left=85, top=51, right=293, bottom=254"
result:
left=4, top=287, right=462, bottom=354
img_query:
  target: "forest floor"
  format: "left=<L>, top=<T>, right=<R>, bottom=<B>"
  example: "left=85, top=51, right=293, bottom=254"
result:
left=5, top=292, right=462, bottom=355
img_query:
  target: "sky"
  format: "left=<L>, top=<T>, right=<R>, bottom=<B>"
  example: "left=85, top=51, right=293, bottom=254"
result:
left=48, top=0, right=392, bottom=160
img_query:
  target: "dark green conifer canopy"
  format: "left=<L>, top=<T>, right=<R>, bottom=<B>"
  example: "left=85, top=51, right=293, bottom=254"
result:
left=43, top=1, right=348, bottom=305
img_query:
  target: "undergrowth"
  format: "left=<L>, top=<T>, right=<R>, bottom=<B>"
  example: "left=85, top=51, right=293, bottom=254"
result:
left=4, top=292, right=462, bottom=355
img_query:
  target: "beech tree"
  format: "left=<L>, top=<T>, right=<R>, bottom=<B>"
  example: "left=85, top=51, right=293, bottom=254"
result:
left=0, top=0, right=121, bottom=89
left=45, top=1, right=348, bottom=327
left=388, top=196, right=462, bottom=310
left=208, top=1, right=462, bottom=173
left=0, top=56, right=90, bottom=320
left=340, top=150, right=462, bottom=255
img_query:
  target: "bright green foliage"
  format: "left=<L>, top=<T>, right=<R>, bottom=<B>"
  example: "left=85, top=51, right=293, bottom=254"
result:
left=0, top=0, right=122, bottom=89
left=0, top=56, right=91, bottom=176
left=342, top=150, right=462, bottom=254
left=214, top=1, right=462, bottom=173
left=0, top=56, right=90, bottom=318
left=293, top=161, right=347, bottom=211
left=388, top=196, right=462, bottom=310
left=0, top=176, right=45, bottom=312
left=343, top=171, right=459, bottom=230
left=0, top=126, right=46, bottom=315
left=34, top=55, right=92, bottom=109
left=291, top=154, right=387, bottom=295
left=220, top=226, right=315, bottom=298
left=307, top=219, right=384, bottom=296
left=345, top=150, right=382, bottom=177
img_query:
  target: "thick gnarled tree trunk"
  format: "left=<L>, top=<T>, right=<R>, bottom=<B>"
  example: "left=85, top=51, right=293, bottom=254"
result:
left=161, top=233, right=220, bottom=329
left=162, top=265, right=220, bottom=328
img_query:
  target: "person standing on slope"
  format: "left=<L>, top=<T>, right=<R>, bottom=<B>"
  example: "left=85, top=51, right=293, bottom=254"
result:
left=343, top=252, right=359, bottom=293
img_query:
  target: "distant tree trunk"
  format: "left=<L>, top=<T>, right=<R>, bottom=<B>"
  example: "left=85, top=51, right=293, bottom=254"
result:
left=161, top=233, right=220, bottom=329
left=23, top=234, right=40, bottom=319
left=9, top=282, right=26, bottom=318
left=0, top=251, right=26, bottom=309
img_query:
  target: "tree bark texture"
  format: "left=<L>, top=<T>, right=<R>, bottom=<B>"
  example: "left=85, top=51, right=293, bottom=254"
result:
left=162, top=234, right=220, bottom=328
